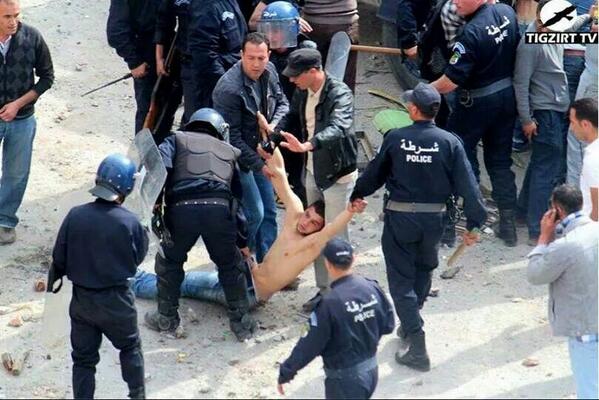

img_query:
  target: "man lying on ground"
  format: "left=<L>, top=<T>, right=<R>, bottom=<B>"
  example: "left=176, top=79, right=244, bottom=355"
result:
left=133, top=147, right=367, bottom=304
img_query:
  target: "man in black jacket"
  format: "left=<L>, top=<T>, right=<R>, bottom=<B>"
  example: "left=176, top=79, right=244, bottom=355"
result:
left=0, top=0, right=54, bottom=245
left=273, top=48, right=358, bottom=311
left=107, top=0, right=163, bottom=134
left=213, top=32, right=289, bottom=263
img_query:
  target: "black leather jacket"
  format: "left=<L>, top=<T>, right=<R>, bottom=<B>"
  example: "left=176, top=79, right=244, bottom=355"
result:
left=276, top=74, right=358, bottom=191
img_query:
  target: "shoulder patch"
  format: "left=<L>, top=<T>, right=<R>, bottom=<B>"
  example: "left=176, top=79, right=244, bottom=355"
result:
left=309, top=311, right=318, bottom=327
left=452, top=42, right=466, bottom=55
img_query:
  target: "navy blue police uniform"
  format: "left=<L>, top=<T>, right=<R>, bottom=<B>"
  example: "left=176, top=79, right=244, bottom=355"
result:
left=107, top=0, right=168, bottom=134
left=51, top=199, right=149, bottom=399
left=279, top=274, right=395, bottom=399
left=155, top=0, right=198, bottom=123
left=146, top=109, right=257, bottom=341
left=188, top=0, right=248, bottom=109
left=444, top=3, right=519, bottom=224
left=351, top=114, right=486, bottom=347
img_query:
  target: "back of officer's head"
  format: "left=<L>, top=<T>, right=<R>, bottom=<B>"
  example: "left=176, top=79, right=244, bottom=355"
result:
left=402, top=83, right=441, bottom=121
left=323, top=237, right=354, bottom=272
left=551, top=184, right=583, bottom=218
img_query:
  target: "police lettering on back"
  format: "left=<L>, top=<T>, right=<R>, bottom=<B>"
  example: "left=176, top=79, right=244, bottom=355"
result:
left=401, top=139, right=440, bottom=163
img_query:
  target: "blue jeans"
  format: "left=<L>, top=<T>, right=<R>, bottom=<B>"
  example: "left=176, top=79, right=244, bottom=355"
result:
left=0, top=115, right=36, bottom=228
left=239, top=170, right=277, bottom=262
left=517, top=110, right=568, bottom=238
left=132, top=269, right=257, bottom=308
left=564, top=54, right=585, bottom=104
left=568, top=337, right=598, bottom=400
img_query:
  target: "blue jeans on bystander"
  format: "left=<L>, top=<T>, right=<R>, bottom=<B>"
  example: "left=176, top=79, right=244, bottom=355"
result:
left=517, top=110, right=568, bottom=238
left=239, top=169, right=277, bottom=263
left=0, top=115, right=37, bottom=228
left=568, top=337, right=598, bottom=400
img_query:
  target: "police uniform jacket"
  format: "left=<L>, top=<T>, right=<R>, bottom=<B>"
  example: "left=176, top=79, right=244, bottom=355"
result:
left=51, top=199, right=149, bottom=289
left=155, top=0, right=191, bottom=55
left=443, top=3, right=519, bottom=90
left=213, top=61, right=289, bottom=173
left=351, top=120, right=487, bottom=230
left=396, top=0, right=434, bottom=49
left=275, top=74, right=358, bottom=191
left=278, top=275, right=395, bottom=383
left=107, top=0, right=160, bottom=69
left=188, top=0, right=247, bottom=97
left=158, top=131, right=244, bottom=204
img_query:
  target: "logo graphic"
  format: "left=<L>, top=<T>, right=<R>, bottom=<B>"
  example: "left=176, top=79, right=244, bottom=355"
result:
left=539, top=0, right=577, bottom=31
left=524, top=0, right=598, bottom=44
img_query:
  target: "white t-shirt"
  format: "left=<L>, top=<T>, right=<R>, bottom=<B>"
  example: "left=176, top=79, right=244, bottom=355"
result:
left=580, top=138, right=599, bottom=216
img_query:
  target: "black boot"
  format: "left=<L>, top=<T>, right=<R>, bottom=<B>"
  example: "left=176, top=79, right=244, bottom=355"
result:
left=145, top=253, right=184, bottom=335
left=395, top=331, right=431, bottom=372
left=493, top=209, right=517, bottom=247
left=128, top=387, right=145, bottom=399
left=223, top=274, right=257, bottom=342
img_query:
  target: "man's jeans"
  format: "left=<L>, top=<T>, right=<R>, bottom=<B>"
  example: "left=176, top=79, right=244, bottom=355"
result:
left=132, top=269, right=257, bottom=309
left=0, top=115, right=36, bottom=228
left=517, top=110, right=568, bottom=238
left=568, top=337, right=598, bottom=399
left=566, top=67, right=599, bottom=186
left=305, top=171, right=356, bottom=291
left=564, top=54, right=586, bottom=104
left=240, top=170, right=277, bottom=263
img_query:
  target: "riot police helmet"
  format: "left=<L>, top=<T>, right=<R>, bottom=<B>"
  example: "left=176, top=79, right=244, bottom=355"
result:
left=89, top=153, right=137, bottom=202
left=257, top=1, right=300, bottom=49
left=184, top=108, right=230, bottom=141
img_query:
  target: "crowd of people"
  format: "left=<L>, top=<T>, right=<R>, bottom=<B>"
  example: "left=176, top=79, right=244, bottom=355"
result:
left=0, top=0, right=596, bottom=398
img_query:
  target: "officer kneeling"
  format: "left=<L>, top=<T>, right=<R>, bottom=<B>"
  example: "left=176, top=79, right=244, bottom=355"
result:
left=278, top=237, right=395, bottom=399
left=145, top=108, right=257, bottom=341
left=48, top=154, right=149, bottom=399
left=351, top=83, right=487, bottom=371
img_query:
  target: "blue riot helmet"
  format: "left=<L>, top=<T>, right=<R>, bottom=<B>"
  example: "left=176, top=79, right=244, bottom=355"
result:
left=184, top=107, right=230, bottom=141
left=89, top=153, right=137, bottom=201
left=257, top=1, right=299, bottom=49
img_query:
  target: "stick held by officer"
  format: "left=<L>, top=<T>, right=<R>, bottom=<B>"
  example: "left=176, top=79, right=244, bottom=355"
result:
left=350, top=83, right=487, bottom=371
left=48, top=154, right=149, bottom=399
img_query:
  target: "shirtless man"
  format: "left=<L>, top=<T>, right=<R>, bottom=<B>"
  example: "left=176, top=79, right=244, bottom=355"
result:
left=133, top=147, right=367, bottom=303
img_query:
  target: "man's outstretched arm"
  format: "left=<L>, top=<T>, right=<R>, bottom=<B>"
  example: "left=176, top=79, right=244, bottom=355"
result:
left=258, top=146, right=304, bottom=215
left=305, top=200, right=368, bottom=250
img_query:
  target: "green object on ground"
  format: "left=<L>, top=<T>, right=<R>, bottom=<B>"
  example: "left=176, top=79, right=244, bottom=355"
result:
left=373, top=109, right=412, bottom=135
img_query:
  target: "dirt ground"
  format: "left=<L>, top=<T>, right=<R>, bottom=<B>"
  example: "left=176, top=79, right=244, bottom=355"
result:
left=0, top=0, right=576, bottom=398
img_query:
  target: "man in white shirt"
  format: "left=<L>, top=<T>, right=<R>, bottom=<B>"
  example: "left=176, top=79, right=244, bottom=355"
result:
left=569, top=98, right=598, bottom=221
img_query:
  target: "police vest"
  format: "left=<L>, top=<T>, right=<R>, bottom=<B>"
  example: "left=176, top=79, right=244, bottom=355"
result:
left=172, top=131, right=241, bottom=187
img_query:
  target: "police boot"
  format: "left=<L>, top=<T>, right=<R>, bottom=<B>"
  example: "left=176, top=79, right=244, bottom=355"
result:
left=128, top=387, right=145, bottom=399
left=223, top=274, right=257, bottom=342
left=395, top=331, right=431, bottom=372
left=145, top=254, right=185, bottom=336
left=493, top=209, right=517, bottom=247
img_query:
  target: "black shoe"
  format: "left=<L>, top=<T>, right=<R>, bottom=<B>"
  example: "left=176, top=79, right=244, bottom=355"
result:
left=144, top=310, right=181, bottom=334
left=493, top=209, right=517, bottom=247
left=229, top=310, right=257, bottom=342
left=395, top=331, right=431, bottom=372
left=301, top=292, right=323, bottom=313
left=128, top=387, right=145, bottom=399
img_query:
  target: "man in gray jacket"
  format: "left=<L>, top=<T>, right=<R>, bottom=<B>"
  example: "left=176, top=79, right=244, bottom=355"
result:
left=527, top=184, right=598, bottom=400
left=213, top=32, right=289, bottom=263
left=513, top=0, right=593, bottom=246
